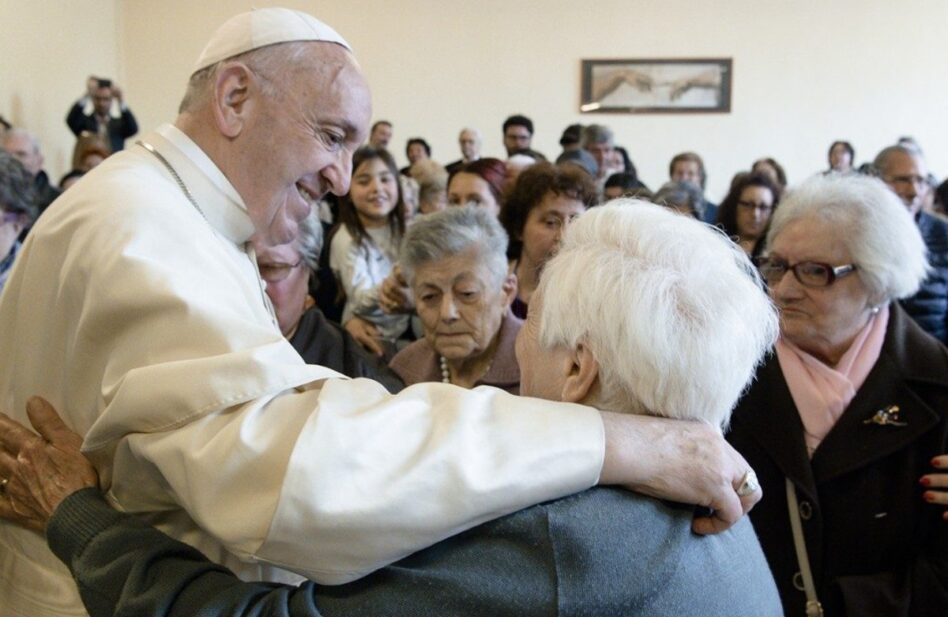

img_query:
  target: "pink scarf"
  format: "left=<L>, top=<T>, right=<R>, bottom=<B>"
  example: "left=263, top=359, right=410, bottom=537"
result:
left=775, top=305, right=889, bottom=457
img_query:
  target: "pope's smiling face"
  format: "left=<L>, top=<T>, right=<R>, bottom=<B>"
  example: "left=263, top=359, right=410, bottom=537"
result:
left=235, top=43, right=371, bottom=246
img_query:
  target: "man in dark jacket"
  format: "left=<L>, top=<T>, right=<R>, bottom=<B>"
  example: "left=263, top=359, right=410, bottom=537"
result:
left=66, top=76, right=139, bottom=153
left=875, top=145, right=948, bottom=345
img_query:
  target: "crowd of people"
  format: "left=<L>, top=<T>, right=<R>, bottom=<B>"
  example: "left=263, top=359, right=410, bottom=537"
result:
left=1, top=7, right=947, bottom=617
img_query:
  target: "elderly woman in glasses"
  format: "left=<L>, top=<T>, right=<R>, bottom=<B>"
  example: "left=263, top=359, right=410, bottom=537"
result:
left=727, top=174, right=948, bottom=617
left=254, top=211, right=404, bottom=393
left=388, top=205, right=520, bottom=392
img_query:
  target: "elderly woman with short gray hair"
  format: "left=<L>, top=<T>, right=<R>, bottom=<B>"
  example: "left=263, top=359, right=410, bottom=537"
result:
left=389, top=205, right=520, bottom=392
left=727, top=173, right=948, bottom=616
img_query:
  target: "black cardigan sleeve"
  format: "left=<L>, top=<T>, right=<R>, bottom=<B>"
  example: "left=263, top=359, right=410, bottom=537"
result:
left=46, top=489, right=328, bottom=617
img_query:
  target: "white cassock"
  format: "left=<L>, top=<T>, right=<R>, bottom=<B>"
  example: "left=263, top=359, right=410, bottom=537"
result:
left=0, top=124, right=604, bottom=616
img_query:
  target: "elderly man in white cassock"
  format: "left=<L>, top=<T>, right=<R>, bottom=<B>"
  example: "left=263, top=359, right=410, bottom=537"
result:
left=0, top=8, right=759, bottom=617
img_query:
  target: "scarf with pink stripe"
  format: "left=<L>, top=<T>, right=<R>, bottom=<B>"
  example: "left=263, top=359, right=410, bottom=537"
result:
left=775, top=305, right=889, bottom=457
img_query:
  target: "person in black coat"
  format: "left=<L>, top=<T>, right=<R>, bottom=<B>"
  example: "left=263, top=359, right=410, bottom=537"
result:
left=729, top=173, right=948, bottom=616
left=256, top=210, right=402, bottom=393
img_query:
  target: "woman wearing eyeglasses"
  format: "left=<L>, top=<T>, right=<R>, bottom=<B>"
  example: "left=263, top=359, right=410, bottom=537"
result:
left=727, top=174, right=948, bottom=617
left=715, top=171, right=782, bottom=258
left=254, top=210, right=404, bottom=394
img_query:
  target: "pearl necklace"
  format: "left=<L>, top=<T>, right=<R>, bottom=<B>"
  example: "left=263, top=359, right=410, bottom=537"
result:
left=439, top=354, right=495, bottom=385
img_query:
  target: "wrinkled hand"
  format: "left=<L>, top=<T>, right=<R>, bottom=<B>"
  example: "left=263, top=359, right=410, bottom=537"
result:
left=345, top=316, right=384, bottom=357
left=921, top=455, right=948, bottom=521
left=380, top=267, right=413, bottom=314
left=111, top=84, right=123, bottom=103
left=598, top=412, right=759, bottom=534
left=0, top=397, right=98, bottom=532
left=85, top=76, right=98, bottom=97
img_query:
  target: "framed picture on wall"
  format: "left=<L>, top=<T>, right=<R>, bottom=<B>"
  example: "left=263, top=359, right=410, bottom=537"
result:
left=580, top=58, right=732, bottom=114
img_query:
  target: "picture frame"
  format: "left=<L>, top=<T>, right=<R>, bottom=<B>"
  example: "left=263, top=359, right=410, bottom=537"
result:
left=580, top=58, right=732, bottom=114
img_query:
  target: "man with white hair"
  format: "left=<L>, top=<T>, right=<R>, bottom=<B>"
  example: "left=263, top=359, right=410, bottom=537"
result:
left=0, top=9, right=758, bottom=617
left=875, top=145, right=948, bottom=344
left=445, top=127, right=481, bottom=174
left=1, top=127, right=61, bottom=213
left=0, top=202, right=782, bottom=616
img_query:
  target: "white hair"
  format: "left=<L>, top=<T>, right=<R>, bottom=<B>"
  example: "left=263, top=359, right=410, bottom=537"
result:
left=296, top=209, right=324, bottom=272
left=765, top=174, right=929, bottom=303
left=400, top=205, right=509, bottom=288
left=179, top=41, right=313, bottom=113
left=537, top=201, right=778, bottom=429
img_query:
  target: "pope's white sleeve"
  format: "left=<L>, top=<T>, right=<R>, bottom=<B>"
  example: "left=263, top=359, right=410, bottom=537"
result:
left=58, top=191, right=604, bottom=587
left=105, top=378, right=604, bottom=585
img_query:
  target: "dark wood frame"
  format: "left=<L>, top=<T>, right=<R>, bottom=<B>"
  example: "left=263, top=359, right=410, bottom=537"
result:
left=580, top=58, right=732, bottom=114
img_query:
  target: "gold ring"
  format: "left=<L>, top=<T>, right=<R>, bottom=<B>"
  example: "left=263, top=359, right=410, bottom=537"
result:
left=736, top=470, right=759, bottom=497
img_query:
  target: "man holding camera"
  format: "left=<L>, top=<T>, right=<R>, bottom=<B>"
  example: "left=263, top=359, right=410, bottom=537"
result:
left=66, top=76, right=139, bottom=153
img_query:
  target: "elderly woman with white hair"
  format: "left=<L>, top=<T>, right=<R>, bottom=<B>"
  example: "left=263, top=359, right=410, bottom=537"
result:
left=0, top=200, right=783, bottom=615
left=727, top=174, right=948, bottom=616
left=388, top=205, right=520, bottom=392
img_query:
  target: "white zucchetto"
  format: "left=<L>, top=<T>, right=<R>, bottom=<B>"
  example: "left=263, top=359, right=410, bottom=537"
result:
left=193, top=7, right=351, bottom=73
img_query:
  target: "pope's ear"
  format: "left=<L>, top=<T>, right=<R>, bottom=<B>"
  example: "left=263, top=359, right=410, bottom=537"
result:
left=211, top=62, right=255, bottom=138
left=561, top=342, right=599, bottom=404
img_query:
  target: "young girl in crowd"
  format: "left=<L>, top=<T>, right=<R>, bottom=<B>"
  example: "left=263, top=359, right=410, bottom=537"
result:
left=330, top=147, right=409, bottom=358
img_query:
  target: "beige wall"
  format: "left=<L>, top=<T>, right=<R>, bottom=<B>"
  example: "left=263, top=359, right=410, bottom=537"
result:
left=5, top=1, right=948, bottom=197
left=1, top=0, right=120, bottom=180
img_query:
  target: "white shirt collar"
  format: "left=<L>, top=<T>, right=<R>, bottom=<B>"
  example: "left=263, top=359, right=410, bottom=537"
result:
left=141, top=124, right=255, bottom=244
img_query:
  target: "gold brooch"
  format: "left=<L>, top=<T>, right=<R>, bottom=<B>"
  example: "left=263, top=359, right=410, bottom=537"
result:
left=863, top=405, right=907, bottom=427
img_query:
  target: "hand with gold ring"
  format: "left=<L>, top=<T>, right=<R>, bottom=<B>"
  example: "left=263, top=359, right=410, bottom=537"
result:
left=736, top=470, right=759, bottom=497
left=0, top=397, right=98, bottom=532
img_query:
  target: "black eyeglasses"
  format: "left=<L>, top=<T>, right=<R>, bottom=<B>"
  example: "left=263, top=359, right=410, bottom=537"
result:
left=737, top=200, right=773, bottom=214
left=756, top=257, right=857, bottom=288
left=258, top=259, right=304, bottom=283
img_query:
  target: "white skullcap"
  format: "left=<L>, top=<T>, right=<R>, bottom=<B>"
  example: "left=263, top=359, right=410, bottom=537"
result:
left=193, top=7, right=351, bottom=73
